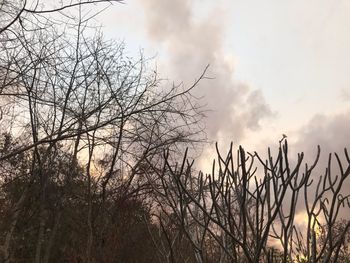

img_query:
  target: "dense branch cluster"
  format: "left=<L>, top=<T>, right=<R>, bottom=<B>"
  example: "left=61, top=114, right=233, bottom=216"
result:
left=149, top=142, right=350, bottom=262
left=0, top=1, right=205, bottom=262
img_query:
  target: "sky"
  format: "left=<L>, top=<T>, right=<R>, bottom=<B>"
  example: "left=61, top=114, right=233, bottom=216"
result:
left=92, top=0, right=350, bottom=163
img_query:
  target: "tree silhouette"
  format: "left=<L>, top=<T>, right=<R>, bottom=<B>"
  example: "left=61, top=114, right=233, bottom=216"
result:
left=150, top=141, right=350, bottom=262
left=0, top=1, right=205, bottom=262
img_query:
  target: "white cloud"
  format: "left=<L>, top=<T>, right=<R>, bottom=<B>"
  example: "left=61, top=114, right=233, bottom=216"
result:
left=141, top=0, right=272, bottom=143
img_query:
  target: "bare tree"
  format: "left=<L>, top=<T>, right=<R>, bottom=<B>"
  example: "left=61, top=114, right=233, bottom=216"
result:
left=0, top=1, right=206, bottom=261
left=150, top=140, right=350, bottom=263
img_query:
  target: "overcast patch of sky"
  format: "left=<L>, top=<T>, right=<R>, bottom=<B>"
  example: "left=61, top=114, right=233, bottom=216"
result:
left=225, top=0, right=350, bottom=139
left=95, top=0, right=350, bottom=151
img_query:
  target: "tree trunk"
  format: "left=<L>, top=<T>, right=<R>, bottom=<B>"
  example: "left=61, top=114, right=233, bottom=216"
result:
left=1, top=185, right=29, bottom=263
left=43, top=210, right=61, bottom=263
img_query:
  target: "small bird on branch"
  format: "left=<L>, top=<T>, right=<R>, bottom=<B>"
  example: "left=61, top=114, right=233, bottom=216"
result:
left=279, top=134, right=287, bottom=144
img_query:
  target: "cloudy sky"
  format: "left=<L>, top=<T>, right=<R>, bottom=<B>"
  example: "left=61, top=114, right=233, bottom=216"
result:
left=94, top=0, right=350, bottom=160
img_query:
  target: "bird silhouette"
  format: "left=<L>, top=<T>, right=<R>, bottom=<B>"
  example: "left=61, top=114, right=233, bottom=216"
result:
left=279, top=134, right=287, bottom=144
